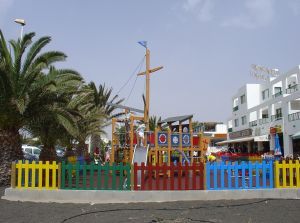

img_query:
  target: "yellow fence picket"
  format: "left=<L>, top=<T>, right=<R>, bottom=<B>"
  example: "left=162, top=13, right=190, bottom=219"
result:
left=24, top=160, right=29, bottom=188
left=296, top=160, right=300, bottom=188
left=45, top=161, right=50, bottom=189
left=31, top=161, right=36, bottom=188
left=275, top=160, right=300, bottom=188
left=52, top=161, right=57, bottom=189
left=38, top=161, right=43, bottom=189
left=13, top=160, right=58, bottom=190
left=17, top=160, right=22, bottom=188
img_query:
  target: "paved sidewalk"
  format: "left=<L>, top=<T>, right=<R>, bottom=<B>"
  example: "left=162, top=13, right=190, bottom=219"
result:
left=1, top=187, right=300, bottom=223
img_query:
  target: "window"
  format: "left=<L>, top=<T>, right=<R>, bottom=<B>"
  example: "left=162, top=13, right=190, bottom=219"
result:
left=262, top=89, right=269, bottom=100
left=240, top=95, right=246, bottom=104
left=276, top=108, right=282, bottom=118
left=234, top=119, right=239, bottom=127
left=25, top=148, right=32, bottom=154
left=34, top=149, right=41, bottom=155
left=275, top=87, right=282, bottom=94
left=241, top=116, right=247, bottom=125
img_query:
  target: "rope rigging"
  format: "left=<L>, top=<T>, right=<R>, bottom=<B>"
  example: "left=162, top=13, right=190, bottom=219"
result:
left=115, top=55, right=145, bottom=98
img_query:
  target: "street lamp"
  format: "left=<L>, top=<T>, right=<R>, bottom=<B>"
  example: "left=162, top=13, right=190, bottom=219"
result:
left=14, top=19, right=26, bottom=39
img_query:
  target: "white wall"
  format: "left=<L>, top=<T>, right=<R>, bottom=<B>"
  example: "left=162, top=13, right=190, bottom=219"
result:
left=246, top=84, right=261, bottom=109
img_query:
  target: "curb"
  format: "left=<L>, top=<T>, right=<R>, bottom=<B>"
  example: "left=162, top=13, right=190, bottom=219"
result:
left=2, top=188, right=300, bottom=204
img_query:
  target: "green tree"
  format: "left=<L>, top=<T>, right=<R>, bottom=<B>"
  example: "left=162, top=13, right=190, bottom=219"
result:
left=28, top=67, right=83, bottom=161
left=86, top=82, right=124, bottom=155
left=0, top=30, right=67, bottom=185
left=149, top=115, right=162, bottom=131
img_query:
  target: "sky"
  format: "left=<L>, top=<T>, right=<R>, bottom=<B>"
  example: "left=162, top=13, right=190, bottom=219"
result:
left=1, top=0, right=300, bottom=125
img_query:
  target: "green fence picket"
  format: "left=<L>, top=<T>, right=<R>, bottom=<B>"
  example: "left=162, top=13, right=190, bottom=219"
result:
left=97, top=164, right=102, bottom=189
left=75, top=162, right=80, bottom=189
left=119, top=163, right=124, bottom=190
left=104, top=163, right=109, bottom=189
left=60, top=161, right=131, bottom=191
left=90, top=163, right=95, bottom=189
left=83, top=162, right=87, bottom=190
left=112, top=163, right=116, bottom=190
left=67, top=163, right=72, bottom=188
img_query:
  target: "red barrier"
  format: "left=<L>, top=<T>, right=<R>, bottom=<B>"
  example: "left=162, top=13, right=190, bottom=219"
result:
left=133, top=162, right=204, bottom=190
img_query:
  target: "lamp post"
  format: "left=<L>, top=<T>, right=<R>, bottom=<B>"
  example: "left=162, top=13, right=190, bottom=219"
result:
left=14, top=19, right=26, bottom=39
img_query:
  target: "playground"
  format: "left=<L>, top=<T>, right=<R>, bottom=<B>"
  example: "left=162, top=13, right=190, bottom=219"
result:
left=4, top=45, right=300, bottom=205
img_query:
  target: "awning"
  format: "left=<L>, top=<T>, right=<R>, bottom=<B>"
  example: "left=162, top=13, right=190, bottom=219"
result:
left=292, top=132, right=300, bottom=140
left=216, top=136, right=254, bottom=145
left=254, top=135, right=269, bottom=142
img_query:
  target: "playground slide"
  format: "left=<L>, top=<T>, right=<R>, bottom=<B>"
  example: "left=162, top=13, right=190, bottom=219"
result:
left=132, top=144, right=149, bottom=187
left=132, top=144, right=149, bottom=165
left=174, top=148, right=190, bottom=164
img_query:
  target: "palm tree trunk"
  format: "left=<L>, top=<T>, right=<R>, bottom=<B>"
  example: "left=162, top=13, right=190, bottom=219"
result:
left=91, top=134, right=101, bottom=155
left=0, top=128, right=23, bottom=186
left=39, top=145, right=57, bottom=161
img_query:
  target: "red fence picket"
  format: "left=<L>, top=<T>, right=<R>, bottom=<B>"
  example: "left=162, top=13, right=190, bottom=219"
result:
left=133, top=162, right=204, bottom=190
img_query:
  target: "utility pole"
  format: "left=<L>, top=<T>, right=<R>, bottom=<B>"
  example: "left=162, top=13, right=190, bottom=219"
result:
left=137, top=47, right=163, bottom=132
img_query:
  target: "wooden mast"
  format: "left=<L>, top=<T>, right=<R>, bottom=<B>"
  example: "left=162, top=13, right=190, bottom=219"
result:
left=137, top=47, right=163, bottom=132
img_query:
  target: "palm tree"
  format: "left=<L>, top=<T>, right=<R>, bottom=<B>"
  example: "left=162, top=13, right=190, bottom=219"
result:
left=28, top=67, right=83, bottom=161
left=86, top=82, right=124, bottom=155
left=0, top=30, right=67, bottom=185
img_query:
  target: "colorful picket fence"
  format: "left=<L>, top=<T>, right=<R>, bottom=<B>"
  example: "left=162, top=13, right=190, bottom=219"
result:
left=61, top=162, right=131, bottom=190
left=11, top=160, right=59, bottom=189
left=11, top=159, right=300, bottom=191
left=206, top=161, right=273, bottom=190
left=275, top=160, right=300, bottom=188
left=133, top=162, right=204, bottom=190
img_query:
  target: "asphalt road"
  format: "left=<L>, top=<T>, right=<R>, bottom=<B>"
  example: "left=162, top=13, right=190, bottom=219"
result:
left=1, top=187, right=300, bottom=223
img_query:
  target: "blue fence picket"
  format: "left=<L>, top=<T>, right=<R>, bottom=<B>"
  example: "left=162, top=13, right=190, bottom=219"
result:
left=249, top=162, right=253, bottom=188
left=206, top=161, right=274, bottom=190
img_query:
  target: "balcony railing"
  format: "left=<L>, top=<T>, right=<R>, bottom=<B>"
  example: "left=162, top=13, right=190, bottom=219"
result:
left=272, top=91, right=282, bottom=98
left=286, top=84, right=298, bottom=94
left=288, top=112, right=300, bottom=122
left=249, top=120, right=257, bottom=127
left=271, top=114, right=282, bottom=121
left=233, top=106, right=239, bottom=112
left=259, top=118, right=269, bottom=125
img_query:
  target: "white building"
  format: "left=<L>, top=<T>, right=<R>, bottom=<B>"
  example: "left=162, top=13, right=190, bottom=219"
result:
left=219, top=65, right=300, bottom=156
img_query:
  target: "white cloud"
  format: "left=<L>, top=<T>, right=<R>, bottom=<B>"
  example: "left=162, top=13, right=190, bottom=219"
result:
left=0, top=0, right=14, bottom=26
left=221, top=0, right=275, bottom=29
left=182, top=0, right=215, bottom=22
left=183, top=0, right=203, bottom=12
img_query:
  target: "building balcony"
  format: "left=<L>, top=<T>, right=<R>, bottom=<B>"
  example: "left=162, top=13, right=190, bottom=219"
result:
left=288, top=111, right=300, bottom=122
left=233, top=106, right=239, bottom=112
left=271, top=114, right=282, bottom=121
left=286, top=84, right=298, bottom=94
left=259, top=118, right=269, bottom=125
left=272, top=91, right=282, bottom=98
left=249, top=120, right=257, bottom=127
